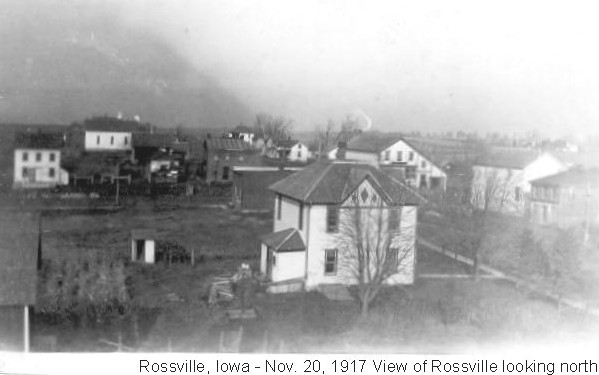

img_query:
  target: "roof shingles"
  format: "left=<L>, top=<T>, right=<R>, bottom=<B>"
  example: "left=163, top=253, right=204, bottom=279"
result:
left=269, top=161, right=424, bottom=205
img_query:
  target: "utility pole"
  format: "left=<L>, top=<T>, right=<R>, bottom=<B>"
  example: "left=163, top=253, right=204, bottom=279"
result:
left=115, top=177, right=120, bottom=206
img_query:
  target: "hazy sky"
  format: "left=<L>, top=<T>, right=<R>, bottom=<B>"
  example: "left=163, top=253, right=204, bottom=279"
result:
left=3, top=0, right=599, bottom=137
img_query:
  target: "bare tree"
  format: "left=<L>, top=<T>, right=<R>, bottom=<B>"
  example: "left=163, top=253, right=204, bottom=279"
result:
left=337, top=115, right=363, bottom=143
left=466, top=168, right=514, bottom=279
left=315, top=120, right=336, bottom=159
left=336, top=195, right=415, bottom=317
left=253, top=113, right=293, bottom=148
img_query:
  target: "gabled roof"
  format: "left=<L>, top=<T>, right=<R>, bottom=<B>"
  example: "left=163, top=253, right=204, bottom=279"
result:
left=133, top=133, right=179, bottom=148
left=14, top=131, right=65, bottom=149
left=260, top=228, right=306, bottom=252
left=231, top=125, right=252, bottom=133
left=277, top=139, right=302, bottom=149
left=0, top=213, right=38, bottom=306
left=474, top=148, right=546, bottom=169
left=205, top=138, right=252, bottom=151
left=83, top=116, right=143, bottom=132
left=530, top=167, right=599, bottom=187
left=269, top=160, right=424, bottom=205
left=346, top=133, right=402, bottom=153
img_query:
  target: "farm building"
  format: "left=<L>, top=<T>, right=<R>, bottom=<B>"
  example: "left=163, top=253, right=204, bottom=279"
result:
left=529, top=167, right=599, bottom=228
left=275, top=140, right=311, bottom=163
left=472, top=148, right=568, bottom=216
left=231, top=166, right=302, bottom=212
left=202, top=138, right=263, bottom=183
left=0, top=213, right=39, bottom=351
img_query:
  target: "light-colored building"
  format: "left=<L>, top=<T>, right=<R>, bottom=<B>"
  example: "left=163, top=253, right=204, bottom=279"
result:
left=13, top=133, right=68, bottom=189
left=329, top=135, right=447, bottom=191
left=529, top=168, right=599, bottom=228
left=259, top=161, right=424, bottom=293
left=227, top=125, right=255, bottom=144
left=276, top=140, right=311, bottom=163
left=471, top=148, right=567, bottom=215
left=83, top=116, right=139, bottom=152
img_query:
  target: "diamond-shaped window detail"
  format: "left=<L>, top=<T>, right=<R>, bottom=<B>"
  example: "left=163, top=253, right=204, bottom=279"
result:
left=361, top=188, right=369, bottom=203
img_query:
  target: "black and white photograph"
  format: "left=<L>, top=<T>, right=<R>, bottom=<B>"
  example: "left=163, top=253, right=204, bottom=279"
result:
left=1, top=0, right=599, bottom=360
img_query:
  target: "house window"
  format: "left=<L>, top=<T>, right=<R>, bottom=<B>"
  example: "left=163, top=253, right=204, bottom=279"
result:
left=419, top=174, right=427, bottom=188
left=514, top=187, right=521, bottom=202
left=384, top=150, right=390, bottom=161
left=36, top=152, right=41, bottom=162
left=222, top=166, right=230, bottom=180
left=49, top=168, right=55, bottom=178
left=324, top=249, right=338, bottom=275
left=421, top=160, right=427, bottom=168
left=110, top=136, right=114, bottom=145
left=124, top=136, right=128, bottom=145
left=96, top=135, right=100, bottom=145
left=327, top=206, right=339, bottom=232
left=430, top=177, right=442, bottom=189
left=22, top=167, right=28, bottom=178
left=396, top=151, right=402, bottom=162
left=405, top=166, right=417, bottom=180
left=297, top=149, right=302, bottom=158
left=389, top=208, right=401, bottom=233
left=409, top=151, right=414, bottom=161
left=49, top=153, right=55, bottom=162
left=272, top=254, right=276, bottom=266
left=22, top=152, right=28, bottom=162
left=387, top=248, right=399, bottom=269
left=277, top=194, right=282, bottom=220
left=298, top=203, right=304, bottom=230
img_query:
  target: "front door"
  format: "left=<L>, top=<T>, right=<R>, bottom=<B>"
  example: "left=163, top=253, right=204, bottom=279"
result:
left=136, top=240, right=145, bottom=261
left=266, top=247, right=274, bottom=280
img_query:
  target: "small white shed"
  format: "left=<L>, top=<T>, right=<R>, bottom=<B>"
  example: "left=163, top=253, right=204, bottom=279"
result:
left=131, top=229, right=156, bottom=264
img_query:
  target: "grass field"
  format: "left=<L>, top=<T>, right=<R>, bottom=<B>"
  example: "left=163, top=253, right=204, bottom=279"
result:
left=26, top=203, right=599, bottom=352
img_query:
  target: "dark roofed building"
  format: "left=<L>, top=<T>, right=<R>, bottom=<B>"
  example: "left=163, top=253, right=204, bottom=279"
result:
left=260, top=160, right=424, bottom=292
left=202, top=138, right=262, bottom=182
left=83, top=116, right=146, bottom=133
left=0, top=213, right=38, bottom=351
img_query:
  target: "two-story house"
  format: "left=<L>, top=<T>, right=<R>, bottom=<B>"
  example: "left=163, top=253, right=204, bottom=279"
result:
left=529, top=167, right=599, bottom=228
left=328, top=134, right=447, bottom=191
left=471, top=148, right=567, bottom=215
left=259, top=160, right=424, bottom=293
left=202, top=138, right=263, bottom=182
left=13, top=132, right=69, bottom=189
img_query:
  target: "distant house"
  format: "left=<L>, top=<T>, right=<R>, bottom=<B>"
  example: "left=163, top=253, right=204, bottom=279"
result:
left=65, top=152, right=132, bottom=185
left=471, top=148, right=567, bottom=215
left=259, top=161, right=424, bottom=293
left=83, top=116, right=142, bottom=152
left=231, top=166, right=302, bottom=212
left=276, top=140, right=310, bottom=163
left=13, top=132, right=69, bottom=189
left=227, top=125, right=255, bottom=144
left=529, top=168, right=599, bottom=228
left=329, top=134, right=447, bottom=191
left=202, top=138, right=263, bottom=183
left=0, top=213, right=38, bottom=351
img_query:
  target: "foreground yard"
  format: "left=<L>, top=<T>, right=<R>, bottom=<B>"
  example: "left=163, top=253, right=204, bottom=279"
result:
left=27, top=203, right=599, bottom=352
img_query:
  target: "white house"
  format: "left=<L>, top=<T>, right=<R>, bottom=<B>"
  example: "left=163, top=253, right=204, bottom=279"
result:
left=227, top=125, right=255, bottom=144
left=276, top=140, right=311, bottom=163
left=259, top=160, right=424, bottom=293
left=13, top=133, right=69, bottom=189
left=83, top=116, right=139, bottom=151
left=471, top=148, right=568, bottom=215
left=329, top=134, right=447, bottom=191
